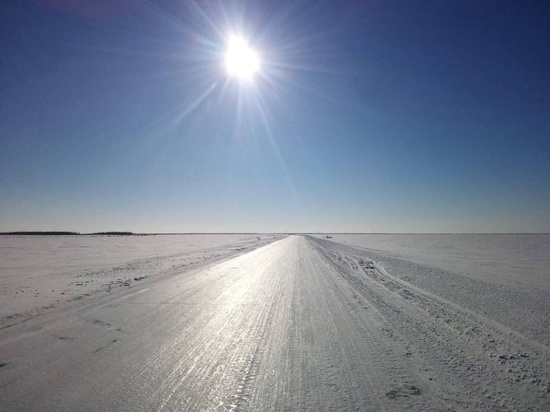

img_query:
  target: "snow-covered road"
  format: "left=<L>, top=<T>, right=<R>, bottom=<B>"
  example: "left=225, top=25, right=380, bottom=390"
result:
left=1, top=236, right=549, bottom=411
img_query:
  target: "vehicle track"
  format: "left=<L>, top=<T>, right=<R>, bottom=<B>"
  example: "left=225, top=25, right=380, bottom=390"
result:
left=1, top=236, right=548, bottom=411
left=309, top=236, right=550, bottom=411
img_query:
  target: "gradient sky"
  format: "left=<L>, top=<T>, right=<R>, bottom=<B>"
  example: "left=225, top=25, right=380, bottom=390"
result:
left=1, top=0, right=549, bottom=233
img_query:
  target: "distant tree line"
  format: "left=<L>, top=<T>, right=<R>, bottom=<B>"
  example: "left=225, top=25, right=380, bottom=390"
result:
left=1, top=231, right=135, bottom=236
left=0, top=231, right=81, bottom=236
left=90, top=232, right=135, bottom=236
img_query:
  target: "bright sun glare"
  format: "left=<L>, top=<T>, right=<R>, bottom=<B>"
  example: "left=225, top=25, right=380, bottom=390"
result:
left=225, top=35, right=260, bottom=80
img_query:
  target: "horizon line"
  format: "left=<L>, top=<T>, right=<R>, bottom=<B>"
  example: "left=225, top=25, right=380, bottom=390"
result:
left=1, top=231, right=549, bottom=236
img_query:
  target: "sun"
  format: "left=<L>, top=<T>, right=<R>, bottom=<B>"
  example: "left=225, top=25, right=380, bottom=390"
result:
left=225, top=35, right=260, bottom=81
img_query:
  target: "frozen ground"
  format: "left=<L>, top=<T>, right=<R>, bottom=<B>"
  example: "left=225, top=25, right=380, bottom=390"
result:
left=312, top=234, right=550, bottom=287
left=1, top=235, right=549, bottom=411
left=312, top=234, right=550, bottom=347
left=0, top=234, right=280, bottom=328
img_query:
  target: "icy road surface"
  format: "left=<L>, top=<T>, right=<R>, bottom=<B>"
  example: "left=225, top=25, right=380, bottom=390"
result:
left=1, top=236, right=549, bottom=411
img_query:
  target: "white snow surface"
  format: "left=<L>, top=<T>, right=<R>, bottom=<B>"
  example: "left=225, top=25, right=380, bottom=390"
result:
left=1, top=234, right=549, bottom=411
left=313, top=234, right=550, bottom=288
left=0, top=234, right=279, bottom=326
left=313, top=234, right=550, bottom=345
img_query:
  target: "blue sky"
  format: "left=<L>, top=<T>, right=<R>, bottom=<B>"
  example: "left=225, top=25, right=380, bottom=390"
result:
left=1, top=0, right=549, bottom=233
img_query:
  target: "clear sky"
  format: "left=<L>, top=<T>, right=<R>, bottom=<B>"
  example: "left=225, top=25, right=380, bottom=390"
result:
left=1, top=0, right=549, bottom=233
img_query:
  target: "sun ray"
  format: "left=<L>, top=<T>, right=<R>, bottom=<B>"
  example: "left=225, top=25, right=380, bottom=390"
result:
left=140, top=80, right=219, bottom=147
left=186, top=0, right=227, bottom=40
left=249, top=89, right=298, bottom=201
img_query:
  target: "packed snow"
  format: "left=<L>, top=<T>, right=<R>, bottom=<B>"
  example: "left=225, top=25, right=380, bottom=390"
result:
left=0, top=234, right=280, bottom=327
left=312, top=234, right=550, bottom=347
left=313, top=234, right=550, bottom=287
left=1, top=234, right=549, bottom=411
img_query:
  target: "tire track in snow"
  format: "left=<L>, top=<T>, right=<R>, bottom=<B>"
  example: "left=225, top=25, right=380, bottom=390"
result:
left=309, top=236, right=550, bottom=411
left=245, top=237, right=444, bottom=411
left=2, top=236, right=548, bottom=411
